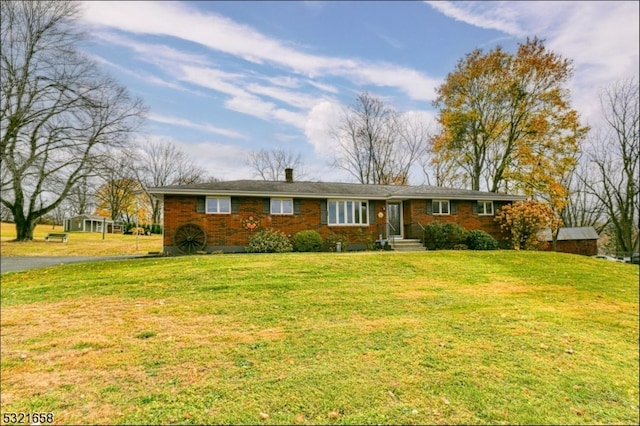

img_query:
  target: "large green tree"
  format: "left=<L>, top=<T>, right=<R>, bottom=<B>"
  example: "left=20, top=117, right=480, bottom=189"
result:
left=431, top=38, right=588, bottom=212
left=0, top=0, right=145, bottom=240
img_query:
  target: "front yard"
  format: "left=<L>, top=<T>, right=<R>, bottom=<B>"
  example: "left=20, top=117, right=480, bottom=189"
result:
left=1, top=251, right=638, bottom=424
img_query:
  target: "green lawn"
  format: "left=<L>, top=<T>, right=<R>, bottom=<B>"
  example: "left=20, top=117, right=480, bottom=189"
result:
left=0, top=222, right=162, bottom=256
left=1, top=251, right=638, bottom=425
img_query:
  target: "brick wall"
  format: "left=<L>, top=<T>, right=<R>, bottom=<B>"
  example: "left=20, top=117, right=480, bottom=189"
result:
left=163, top=195, right=511, bottom=252
left=403, top=199, right=505, bottom=240
left=543, top=239, right=597, bottom=256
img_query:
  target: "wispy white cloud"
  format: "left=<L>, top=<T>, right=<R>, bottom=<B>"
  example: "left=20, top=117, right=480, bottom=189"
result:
left=88, top=51, right=206, bottom=96
left=273, top=133, right=300, bottom=143
left=88, top=28, right=331, bottom=130
left=263, top=76, right=302, bottom=89
left=90, top=29, right=211, bottom=69
left=306, top=80, right=339, bottom=94
left=224, top=94, right=308, bottom=130
left=425, top=1, right=525, bottom=37
left=147, top=113, right=247, bottom=139
left=425, top=1, right=639, bottom=127
left=79, top=1, right=440, bottom=101
left=174, top=140, right=253, bottom=180
left=133, top=134, right=252, bottom=180
left=179, top=66, right=246, bottom=98
left=304, top=100, right=343, bottom=157
left=364, top=23, right=406, bottom=50
left=245, top=83, right=323, bottom=109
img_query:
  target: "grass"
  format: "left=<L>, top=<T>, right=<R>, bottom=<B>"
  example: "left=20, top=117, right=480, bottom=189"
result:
left=0, top=222, right=162, bottom=256
left=1, top=250, right=638, bottom=425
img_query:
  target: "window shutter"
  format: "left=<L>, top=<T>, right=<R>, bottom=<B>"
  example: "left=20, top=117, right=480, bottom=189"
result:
left=426, top=200, right=432, bottom=215
left=369, top=201, right=376, bottom=224
left=473, top=202, right=478, bottom=214
left=231, top=198, right=239, bottom=213
left=196, top=197, right=205, bottom=213
left=320, top=200, right=327, bottom=225
left=451, top=201, right=457, bottom=215
left=293, top=199, right=301, bottom=215
left=263, top=198, right=270, bottom=214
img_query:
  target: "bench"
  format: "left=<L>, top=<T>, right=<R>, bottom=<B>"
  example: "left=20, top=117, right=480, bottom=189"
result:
left=45, top=233, right=68, bottom=243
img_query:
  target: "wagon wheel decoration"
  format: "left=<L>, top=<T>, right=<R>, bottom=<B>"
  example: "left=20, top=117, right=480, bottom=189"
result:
left=173, top=223, right=207, bottom=254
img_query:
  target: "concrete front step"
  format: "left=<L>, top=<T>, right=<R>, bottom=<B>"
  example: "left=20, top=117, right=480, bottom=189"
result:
left=390, top=239, right=425, bottom=252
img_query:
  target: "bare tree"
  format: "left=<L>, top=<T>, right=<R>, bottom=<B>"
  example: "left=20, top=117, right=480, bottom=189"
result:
left=65, top=175, right=97, bottom=216
left=331, top=92, right=427, bottom=185
left=246, top=148, right=308, bottom=181
left=0, top=0, right=146, bottom=240
left=0, top=203, right=14, bottom=222
left=392, top=112, right=431, bottom=185
left=135, top=139, right=210, bottom=223
left=584, top=79, right=639, bottom=256
left=561, top=151, right=608, bottom=233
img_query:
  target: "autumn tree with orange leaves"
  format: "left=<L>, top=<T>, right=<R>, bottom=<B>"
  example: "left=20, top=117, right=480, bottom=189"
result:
left=93, top=178, right=150, bottom=224
left=431, top=38, right=588, bottom=214
left=496, top=200, right=561, bottom=250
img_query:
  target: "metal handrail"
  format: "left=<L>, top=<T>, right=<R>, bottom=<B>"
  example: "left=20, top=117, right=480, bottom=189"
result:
left=415, top=222, right=426, bottom=247
left=405, top=222, right=426, bottom=247
left=387, top=221, right=397, bottom=249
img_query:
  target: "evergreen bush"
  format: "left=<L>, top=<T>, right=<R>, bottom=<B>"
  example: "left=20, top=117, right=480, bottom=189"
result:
left=423, top=222, right=467, bottom=249
left=466, top=229, right=498, bottom=250
left=292, top=230, right=324, bottom=252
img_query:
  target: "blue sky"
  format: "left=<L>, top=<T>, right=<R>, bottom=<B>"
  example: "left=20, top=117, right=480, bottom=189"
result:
left=78, top=1, right=639, bottom=182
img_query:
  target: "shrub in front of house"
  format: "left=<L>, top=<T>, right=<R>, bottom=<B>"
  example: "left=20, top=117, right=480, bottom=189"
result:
left=292, top=230, right=324, bottom=252
left=423, top=222, right=467, bottom=250
left=246, top=228, right=293, bottom=253
left=325, top=233, right=350, bottom=252
left=466, top=229, right=498, bottom=250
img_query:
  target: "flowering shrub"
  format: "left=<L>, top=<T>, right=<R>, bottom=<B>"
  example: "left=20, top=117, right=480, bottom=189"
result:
left=292, top=230, right=324, bottom=252
left=495, top=200, right=560, bottom=250
left=245, top=228, right=292, bottom=253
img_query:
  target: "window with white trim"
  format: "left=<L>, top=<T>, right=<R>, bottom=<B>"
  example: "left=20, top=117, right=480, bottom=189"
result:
left=328, top=200, right=368, bottom=225
left=206, top=196, right=231, bottom=214
left=271, top=198, right=293, bottom=215
left=477, top=200, right=494, bottom=215
left=432, top=200, right=450, bottom=215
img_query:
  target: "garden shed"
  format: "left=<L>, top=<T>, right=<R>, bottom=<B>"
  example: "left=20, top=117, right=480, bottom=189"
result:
left=539, top=226, right=599, bottom=256
left=63, top=215, right=121, bottom=233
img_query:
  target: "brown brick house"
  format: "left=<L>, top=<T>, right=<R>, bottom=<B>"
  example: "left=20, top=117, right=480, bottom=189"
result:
left=148, top=171, right=525, bottom=254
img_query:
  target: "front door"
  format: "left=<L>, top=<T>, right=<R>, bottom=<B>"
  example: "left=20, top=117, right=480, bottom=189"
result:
left=387, top=202, right=402, bottom=238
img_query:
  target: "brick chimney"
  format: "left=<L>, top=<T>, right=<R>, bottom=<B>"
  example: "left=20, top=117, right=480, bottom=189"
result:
left=285, top=168, right=293, bottom=183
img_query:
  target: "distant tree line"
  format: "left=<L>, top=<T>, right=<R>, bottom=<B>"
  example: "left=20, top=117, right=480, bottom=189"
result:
left=2, top=1, right=636, bottom=254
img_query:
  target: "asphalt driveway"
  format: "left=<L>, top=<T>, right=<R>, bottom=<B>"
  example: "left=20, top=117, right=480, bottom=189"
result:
left=0, top=255, right=149, bottom=273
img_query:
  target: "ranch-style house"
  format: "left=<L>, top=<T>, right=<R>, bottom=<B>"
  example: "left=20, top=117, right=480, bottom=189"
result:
left=148, top=169, right=526, bottom=254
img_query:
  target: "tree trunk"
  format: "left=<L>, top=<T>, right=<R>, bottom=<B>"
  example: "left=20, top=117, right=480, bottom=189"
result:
left=14, top=217, right=37, bottom=241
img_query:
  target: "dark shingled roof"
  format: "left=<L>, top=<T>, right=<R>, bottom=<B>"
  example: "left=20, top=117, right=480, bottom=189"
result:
left=148, top=180, right=525, bottom=201
left=539, top=227, right=600, bottom=241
